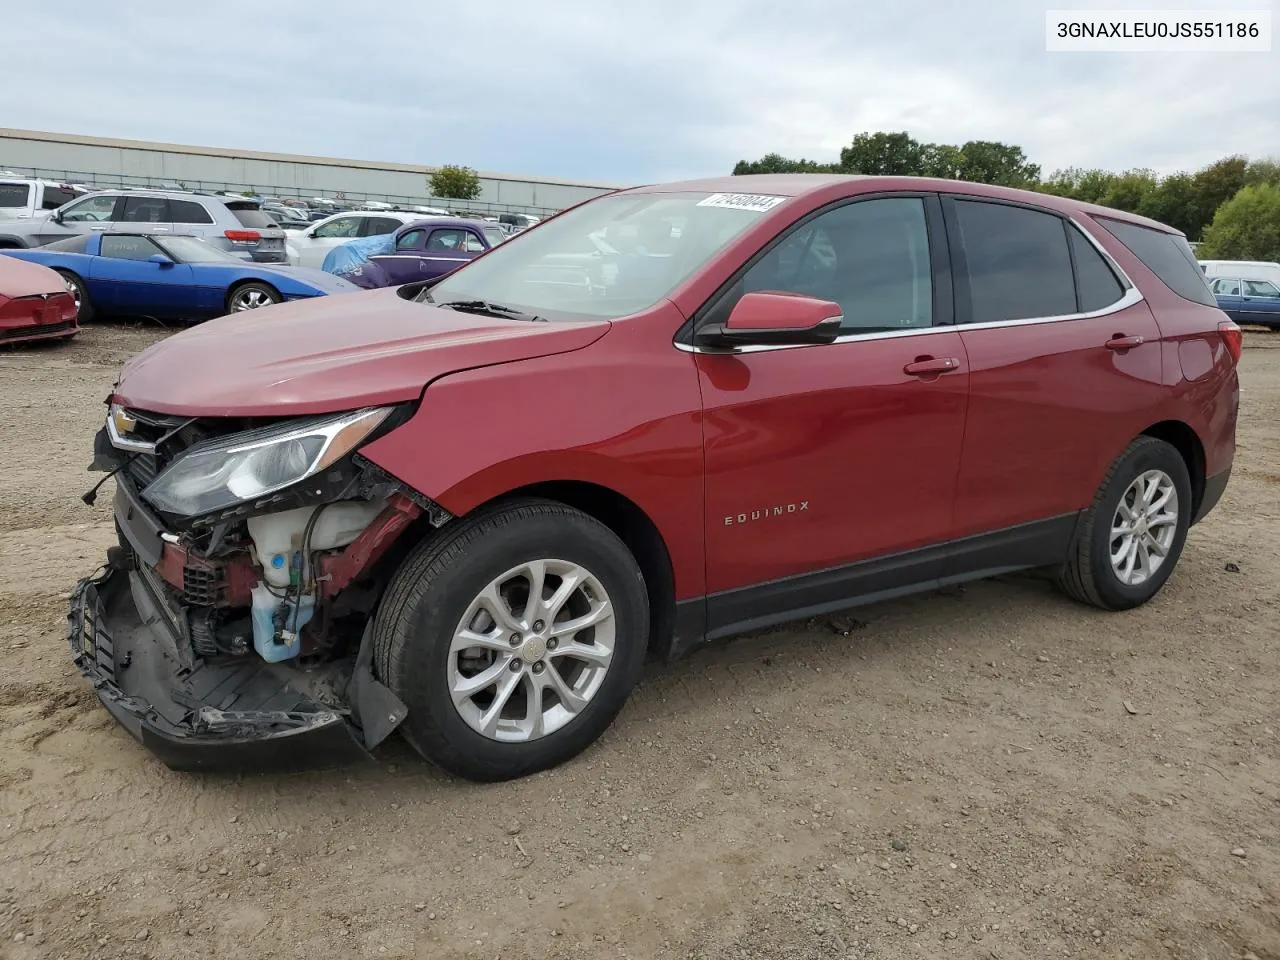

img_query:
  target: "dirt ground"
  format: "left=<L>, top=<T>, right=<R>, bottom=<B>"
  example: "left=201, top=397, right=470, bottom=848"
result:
left=0, top=323, right=1277, bottom=960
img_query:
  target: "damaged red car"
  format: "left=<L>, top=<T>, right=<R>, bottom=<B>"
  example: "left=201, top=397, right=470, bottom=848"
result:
left=71, top=174, right=1239, bottom=781
left=0, top=255, right=79, bottom=344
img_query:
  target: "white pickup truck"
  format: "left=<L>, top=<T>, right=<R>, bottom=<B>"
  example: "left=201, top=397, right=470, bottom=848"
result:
left=0, top=178, right=88, bottom=219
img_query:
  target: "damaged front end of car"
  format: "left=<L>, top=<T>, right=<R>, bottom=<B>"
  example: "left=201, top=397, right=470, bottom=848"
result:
left=67, top=400, right=450, bottom=770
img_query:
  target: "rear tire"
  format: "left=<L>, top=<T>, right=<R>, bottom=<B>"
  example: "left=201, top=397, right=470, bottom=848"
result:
left=1055, top=436, right=1192, bottom=611
left=225, top=281, right=280, bottom=313
left=55, top=270, right=93, bottom=322
left=372, top=498, right=649, bottom=782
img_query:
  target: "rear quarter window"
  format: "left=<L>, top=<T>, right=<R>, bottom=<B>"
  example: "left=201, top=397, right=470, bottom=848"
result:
left=170, top=199, right=214, bottom=224
left=225, top=204, right=276, bottom=229
left=42, top=235, right=91, bottom=254
left=1096, top=217, right=1217, bottom=307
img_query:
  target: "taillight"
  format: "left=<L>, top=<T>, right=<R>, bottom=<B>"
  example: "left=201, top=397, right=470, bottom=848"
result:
left=1218, top=320, right=1243, bottom=364
left=224, top=229, right=261, bottom=243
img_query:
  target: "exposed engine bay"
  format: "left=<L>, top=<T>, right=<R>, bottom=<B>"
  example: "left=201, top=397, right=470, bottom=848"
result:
left=69, top=401, right=453, bottom=768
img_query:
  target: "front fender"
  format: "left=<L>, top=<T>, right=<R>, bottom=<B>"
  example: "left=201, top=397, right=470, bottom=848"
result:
left=357, top=313, right=708, bottom=598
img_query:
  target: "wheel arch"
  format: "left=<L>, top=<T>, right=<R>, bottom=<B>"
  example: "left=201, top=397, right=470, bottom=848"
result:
left=0, top=236, right=27, bottom=249
left=486, top=480, right=678, bottom=661
left=1139, top=419, right=1205, bottom=517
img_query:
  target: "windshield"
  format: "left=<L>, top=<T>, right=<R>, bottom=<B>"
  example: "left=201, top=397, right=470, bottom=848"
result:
left=425, top=191, right=786, bottom=320
left=482, top=227, right=506, bottom=247
left=156, top=235, right=243, bottom=263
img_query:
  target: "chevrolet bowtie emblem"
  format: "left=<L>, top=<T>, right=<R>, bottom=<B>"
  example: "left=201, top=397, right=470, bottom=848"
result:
left=112, top=408, right=138, bottom=435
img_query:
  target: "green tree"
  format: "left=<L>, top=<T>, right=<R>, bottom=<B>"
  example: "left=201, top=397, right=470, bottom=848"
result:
left=1189, top=156, right=1248, bottom=239
left=732, top=153, right=836, bottom=175
left=838, top=132, right=925, bottom=175
left=1096, top=169, right=1158, bottom=213
left=428, top=164, right=482, bottom=200
left=1198, top=183, right=1280, bottom=261
left=1136, top=172, right=1197, bottom=235
left=920, top=143, right=964, bottom=179
left=956, top=141, right=1040, bottom=187
left=1244, top=158, right=1280, bottom=186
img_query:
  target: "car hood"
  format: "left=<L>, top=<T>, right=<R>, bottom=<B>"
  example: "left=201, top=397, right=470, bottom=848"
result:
left=111, top=286, right=611, bottom=417
left=0, top=253, right=64, bottom=296
left=234, top=263, right=360, bottom=294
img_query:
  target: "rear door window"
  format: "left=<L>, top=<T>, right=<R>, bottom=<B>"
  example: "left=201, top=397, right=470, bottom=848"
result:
left=1212, top=278, right=1242, bottom=296
left=120, top=196, right=170, bottom=224
left=170, top=199, right=214, bottom=224
left=1095, top=217, right=1217, bottom=307
left=953, top=199, right=1076, bottom=322
left=362, top=217, right=404, bottom=237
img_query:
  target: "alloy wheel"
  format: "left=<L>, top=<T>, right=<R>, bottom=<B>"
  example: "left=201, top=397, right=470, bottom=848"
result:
left=231, top=289, right=274, bottom=311
left=1109, top=469, right=1179, bottom=586
left=447, top=559, right=616, bottom=742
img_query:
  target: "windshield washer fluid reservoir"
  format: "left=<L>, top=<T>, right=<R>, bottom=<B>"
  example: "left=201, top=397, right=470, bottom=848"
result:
left=247, top=499, right=387, bottom=588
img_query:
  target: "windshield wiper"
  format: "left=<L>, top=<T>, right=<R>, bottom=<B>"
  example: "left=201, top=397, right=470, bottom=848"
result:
left=435, top=299, right=546, bottom=322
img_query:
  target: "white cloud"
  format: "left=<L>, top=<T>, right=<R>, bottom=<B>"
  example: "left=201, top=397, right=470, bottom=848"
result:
left=0, top=0, right=1274, bottom=183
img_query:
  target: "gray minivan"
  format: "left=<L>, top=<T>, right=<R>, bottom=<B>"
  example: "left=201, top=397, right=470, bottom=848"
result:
left=0, top=190, right=287, bottom=263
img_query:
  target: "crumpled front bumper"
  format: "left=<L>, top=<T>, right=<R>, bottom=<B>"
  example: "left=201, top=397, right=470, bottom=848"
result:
left=66, top=564, right=379, bottom=772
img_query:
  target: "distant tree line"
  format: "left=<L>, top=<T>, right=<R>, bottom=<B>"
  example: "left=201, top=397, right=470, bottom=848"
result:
left=732, top=132, right=1280, bottom=261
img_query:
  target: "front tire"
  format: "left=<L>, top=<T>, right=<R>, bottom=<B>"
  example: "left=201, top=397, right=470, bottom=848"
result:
left=373, top=499, right=649, bottom=781
left=55, top=270, right=93, bottom=322
left=1056, top=436, right=1192, bottom=611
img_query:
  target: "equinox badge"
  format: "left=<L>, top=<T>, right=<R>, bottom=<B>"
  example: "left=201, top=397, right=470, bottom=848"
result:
left=724, top=501, right=810, bottom=526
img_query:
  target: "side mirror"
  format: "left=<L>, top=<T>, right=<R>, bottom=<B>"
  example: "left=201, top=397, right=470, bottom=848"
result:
left=50, top=209, right=63, bottom=223
left=147, top=254, right=175, bottom=267
left=696, top=291, right=844, bottom=348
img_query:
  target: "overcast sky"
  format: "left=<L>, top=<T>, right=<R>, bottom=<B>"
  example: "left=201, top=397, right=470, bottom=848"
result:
left=1, top=0, right=1274, bottom=184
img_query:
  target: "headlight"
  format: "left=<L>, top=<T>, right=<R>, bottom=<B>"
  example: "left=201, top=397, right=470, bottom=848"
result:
left=142, top=407, right=394, bottom=517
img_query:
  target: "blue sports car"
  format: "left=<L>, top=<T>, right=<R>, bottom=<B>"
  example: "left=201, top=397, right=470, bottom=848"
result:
left=0, top=232, right=359, bottom=322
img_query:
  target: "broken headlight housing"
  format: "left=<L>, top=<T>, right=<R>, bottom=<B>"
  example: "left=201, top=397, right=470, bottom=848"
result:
left=142, top=407, right=394, bottom=518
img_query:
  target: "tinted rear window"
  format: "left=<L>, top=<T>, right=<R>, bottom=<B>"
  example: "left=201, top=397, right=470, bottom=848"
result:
left=1096, top=217, right=1216, bottom=307
left=0, top=183, right=31, bottom=208
left=226, top=204, right=276, bottom=228
left=954, top=199, right=1077, bottom=323
left=1067, top=226, right=1126, bottom=312
left=41, top=187, right=77, bottom=209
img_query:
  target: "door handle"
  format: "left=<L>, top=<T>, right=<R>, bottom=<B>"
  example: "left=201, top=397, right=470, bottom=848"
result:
left=903, top=356, right=960, bottom=376
left=1105, top=334, right=1144, bottom=351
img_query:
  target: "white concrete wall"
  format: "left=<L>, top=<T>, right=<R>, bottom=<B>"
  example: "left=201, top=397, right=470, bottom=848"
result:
left=0, top=128, right=624, bottom=214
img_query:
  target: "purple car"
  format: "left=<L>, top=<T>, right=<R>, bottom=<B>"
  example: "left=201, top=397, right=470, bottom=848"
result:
left=324, top=218, right=508, bottom=289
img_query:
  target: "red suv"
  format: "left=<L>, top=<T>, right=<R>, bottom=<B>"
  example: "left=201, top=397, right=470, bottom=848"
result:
left=73, top=175, right=1240, bottom=781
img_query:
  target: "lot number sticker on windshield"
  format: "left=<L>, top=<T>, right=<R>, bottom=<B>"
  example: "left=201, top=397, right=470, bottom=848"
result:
left=696, top=193, right=787, bottom=213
